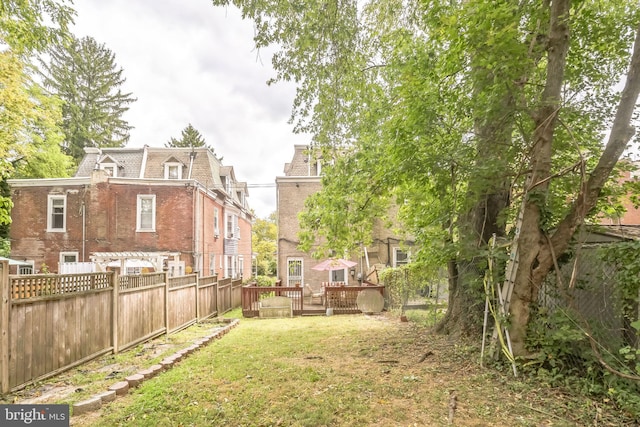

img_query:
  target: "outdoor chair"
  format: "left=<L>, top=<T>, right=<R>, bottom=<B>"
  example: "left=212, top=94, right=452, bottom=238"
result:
left=305, top=283, right=324, bottom=305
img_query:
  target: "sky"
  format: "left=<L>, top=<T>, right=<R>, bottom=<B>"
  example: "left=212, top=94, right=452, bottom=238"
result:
left=71, top=0, right=309, bottom=219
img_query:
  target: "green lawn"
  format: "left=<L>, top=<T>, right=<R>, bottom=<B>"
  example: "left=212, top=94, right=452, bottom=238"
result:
left=67, top=312, right=636, bottom=426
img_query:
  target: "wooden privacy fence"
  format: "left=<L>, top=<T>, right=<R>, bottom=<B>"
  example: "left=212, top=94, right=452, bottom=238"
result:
left=0, top=261, right=243, bottom=394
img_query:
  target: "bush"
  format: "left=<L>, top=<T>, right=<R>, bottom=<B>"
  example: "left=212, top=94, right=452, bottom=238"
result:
left=525, top=307, right=640, bottom=419
left=252, top=275, right=277, bottom=287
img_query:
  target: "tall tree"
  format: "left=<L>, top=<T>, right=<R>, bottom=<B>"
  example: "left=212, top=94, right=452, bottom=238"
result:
left=39, top=35, right=136, bottom=162
left=213, top=0, right=640, bottom=355
left=509, top=3, right=640, bottom=355
left=0, top=0, right=75, bottom=55
left=165, top=123, right=209, bottom=148
left=0, top=51, right=73, bottom=251
left=0, top=0, right=75, bottom=252
left=252, top=213, right=277, bottom=276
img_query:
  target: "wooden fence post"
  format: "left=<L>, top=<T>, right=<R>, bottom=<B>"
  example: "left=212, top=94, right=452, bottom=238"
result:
left=1, top=261, right=10, bottom=393
left=0, top=261, right=11, bottom=394
left=164, top=271, right=169, bottom=337
left=112, top=270, right=119, bottom=354
left=216, top=280, right=220, bottom=316
left=195, top=274, right=200, bottom=321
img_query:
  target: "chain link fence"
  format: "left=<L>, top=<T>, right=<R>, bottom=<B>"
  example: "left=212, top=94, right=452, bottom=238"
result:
left=534, top=243, right=639, bottom=385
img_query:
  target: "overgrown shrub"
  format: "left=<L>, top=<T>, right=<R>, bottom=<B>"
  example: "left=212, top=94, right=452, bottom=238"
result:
left=251, top=275, right=277, bottom=287
left=380, top=263, right=434, bottom=314
left=525, top=298, right=640, bottom=419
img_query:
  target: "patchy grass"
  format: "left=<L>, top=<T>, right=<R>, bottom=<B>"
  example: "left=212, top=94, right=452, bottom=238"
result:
left=2, top=318, right=228, bottom=407
left=58, top=313, right=637, bottom=427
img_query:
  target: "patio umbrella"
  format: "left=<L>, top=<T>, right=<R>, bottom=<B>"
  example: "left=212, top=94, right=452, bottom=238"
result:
left=312, top=258, right=357, bottom=271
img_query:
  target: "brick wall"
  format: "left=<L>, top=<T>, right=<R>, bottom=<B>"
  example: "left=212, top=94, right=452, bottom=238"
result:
left=276, top=178, right=332, bottom=285
left=9, top=181, right=230, bottom=274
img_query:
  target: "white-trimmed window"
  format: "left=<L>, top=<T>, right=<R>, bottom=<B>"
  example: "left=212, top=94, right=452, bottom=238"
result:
left=47, top=194, right=66, bottom=232
left=167, top=260, right=185, bottom=277
left=59, top=252, right=78, bottom=264
left=164, top=163, right=182, bottom=179
left=214, top=208, right=220, bottom=237
left=209, top=254, right=216, bottom=276
left=238, top=256, right=244, bottom=279
left=18, top=262, right=34, bottom=275
left=393, top=248, right=409, bottom=267
left=226, top=255, right=237, bottom=278
left=137, top=194, right=156, bottom=232
left=330, top=269, right=347, bottom=284
left=100, top=163, right=117, bottom=177
left=226, top=213, right=239, bottom=239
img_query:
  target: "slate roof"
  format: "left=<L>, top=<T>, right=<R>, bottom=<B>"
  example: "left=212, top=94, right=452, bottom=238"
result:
left=76, top=147, right=144, bottom=178
left=284, top=145, right=320, bottom=177
left=75, top=146, right=246, bottom=206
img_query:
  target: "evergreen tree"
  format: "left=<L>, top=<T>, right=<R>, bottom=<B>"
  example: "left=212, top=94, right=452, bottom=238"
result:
left=166, top=124, right=209, bottom=148
left=40, top=36, right=136, bottom=162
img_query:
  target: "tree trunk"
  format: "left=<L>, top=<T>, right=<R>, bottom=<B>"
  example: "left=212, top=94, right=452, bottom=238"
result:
left=435, top=258, right=486, bottom=335
left=509, top=14, right=640, bottom=356
left=437, top=78, right=514, bottom=334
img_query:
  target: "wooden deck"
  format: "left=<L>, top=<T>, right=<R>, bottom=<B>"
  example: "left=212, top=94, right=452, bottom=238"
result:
left=241, top=285, right=385, bottom=317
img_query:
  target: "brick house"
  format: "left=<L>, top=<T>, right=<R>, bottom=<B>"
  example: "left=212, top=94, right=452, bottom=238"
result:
left=8, top=146, right=253, bottom=278
left=275, top=144, right=412, bottom=287
left=598, top=160, right=640, bottom=225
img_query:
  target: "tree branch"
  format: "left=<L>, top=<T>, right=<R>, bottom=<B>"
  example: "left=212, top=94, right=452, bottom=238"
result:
left=551, top=21, right=640, bottom=253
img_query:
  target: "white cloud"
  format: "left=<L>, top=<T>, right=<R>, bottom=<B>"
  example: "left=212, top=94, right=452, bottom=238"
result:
left=72, top=0, right=308, bottom=218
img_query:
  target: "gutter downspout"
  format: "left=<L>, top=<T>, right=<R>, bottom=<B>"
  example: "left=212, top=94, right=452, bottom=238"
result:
left=387, top=238, right=391, bottom=267
left=139, top=145, right=149, bottom=178
left=82, top=202, right=86, bottom=262
left=193, top=185, right=199, bottom=274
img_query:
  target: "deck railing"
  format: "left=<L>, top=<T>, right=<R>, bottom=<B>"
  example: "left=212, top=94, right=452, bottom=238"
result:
left=325, top=285, right=386, bottom=314
left=241, top=284, right=385, bottom=317
left=241, top=285, right=304, bottom=317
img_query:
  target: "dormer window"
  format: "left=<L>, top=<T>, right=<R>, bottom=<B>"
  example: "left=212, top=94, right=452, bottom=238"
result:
left=100, top=163, right=117, bottom=177
left=164, top=163, right=182, bottom=179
